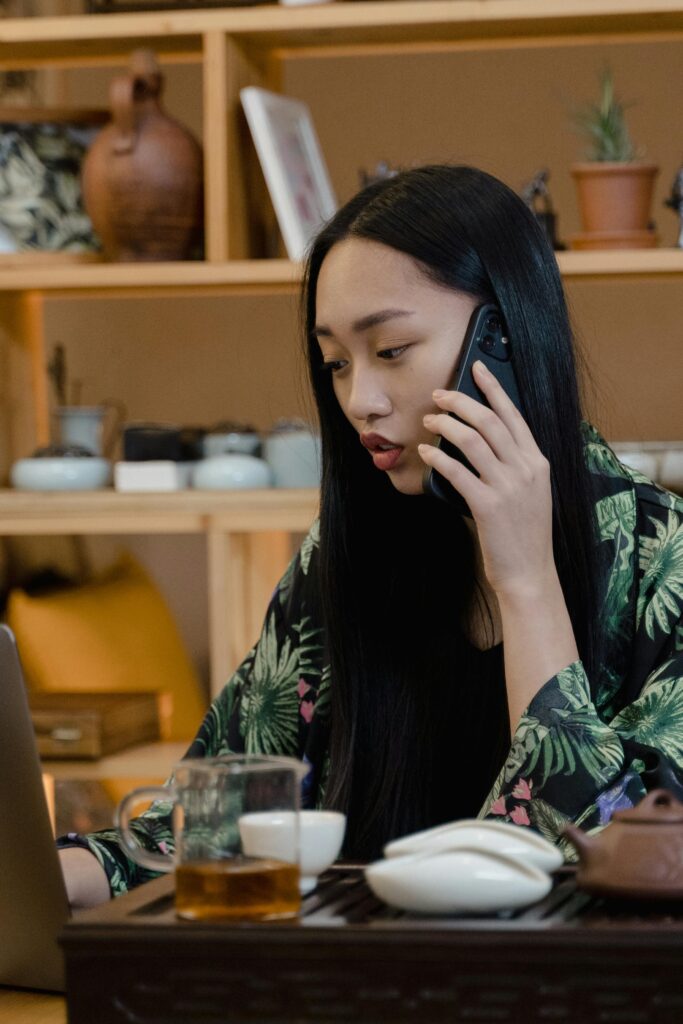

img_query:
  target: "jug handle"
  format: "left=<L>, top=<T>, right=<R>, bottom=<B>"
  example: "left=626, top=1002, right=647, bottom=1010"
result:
left=110, top=50, right=162, bottom=156
left=110, top=74, right=137, bottom=156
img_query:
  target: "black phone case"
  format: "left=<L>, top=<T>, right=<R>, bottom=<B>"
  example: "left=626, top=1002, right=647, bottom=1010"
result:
left=422, top=303, right=524, bottom=516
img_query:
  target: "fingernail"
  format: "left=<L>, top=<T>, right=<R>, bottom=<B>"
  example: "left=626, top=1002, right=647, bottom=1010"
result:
left=474, top=360, right=490, bottom=376
left=433, top=389, right=446, bottom=398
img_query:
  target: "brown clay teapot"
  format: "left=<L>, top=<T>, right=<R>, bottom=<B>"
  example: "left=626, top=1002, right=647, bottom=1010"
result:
left=563, top=789, right=683, bottom=899
left=81, top=49, right=203, bottom=261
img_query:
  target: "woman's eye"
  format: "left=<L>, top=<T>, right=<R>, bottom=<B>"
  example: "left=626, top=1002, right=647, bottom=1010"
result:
left=321, top=359, right=347, bottom=373
left=378, top=345, right=409, bottom=360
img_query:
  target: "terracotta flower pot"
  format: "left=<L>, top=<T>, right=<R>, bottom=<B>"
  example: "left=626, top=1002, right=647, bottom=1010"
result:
left=570, top=161, right=658, bottom=236
left=81, top=49, right=203, bottom=262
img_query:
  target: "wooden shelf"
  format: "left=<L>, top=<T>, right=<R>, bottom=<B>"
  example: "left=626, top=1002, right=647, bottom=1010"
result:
left=0, top=251, right=680, bottom=297
left=0, top=259, right=301, bottom=297
left=42, top=740, right=187, bottom=780
left=0, top=487, right=319, bottom=535
left=0, top=1, right=681, bottom=68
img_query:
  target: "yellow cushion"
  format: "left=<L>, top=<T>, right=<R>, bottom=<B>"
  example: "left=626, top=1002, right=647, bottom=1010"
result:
left=7, top=553, right=205, bottom=742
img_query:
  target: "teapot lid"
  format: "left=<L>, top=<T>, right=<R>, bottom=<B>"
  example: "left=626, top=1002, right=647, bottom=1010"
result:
left=612, top=789, right=683, bottom=825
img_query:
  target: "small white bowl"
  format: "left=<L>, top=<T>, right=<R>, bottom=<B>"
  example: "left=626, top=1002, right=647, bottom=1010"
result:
left=239, top=809, right=346, bottom=894
left=384, top=819, right=563, bottom=874
left=365, top=848, right=552, bottom=915
left=192, top=454, right=272, bottom=490
left=10, top=457, right=111, bottom=491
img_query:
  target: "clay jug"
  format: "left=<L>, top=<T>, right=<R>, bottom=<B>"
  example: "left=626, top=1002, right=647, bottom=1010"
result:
left=82, top=49, right=203, bottom=261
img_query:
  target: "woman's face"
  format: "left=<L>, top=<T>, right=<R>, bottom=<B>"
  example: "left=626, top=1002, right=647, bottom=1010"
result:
left=314, top=237, right=479, bottom=494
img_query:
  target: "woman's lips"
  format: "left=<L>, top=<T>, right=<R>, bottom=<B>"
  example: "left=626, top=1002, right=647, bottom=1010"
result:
left=371, top=447, right=403, bottom=471
left=360, top=433, right=405, bottom=472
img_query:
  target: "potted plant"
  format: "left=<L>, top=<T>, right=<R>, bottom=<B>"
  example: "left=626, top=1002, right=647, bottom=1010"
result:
left=570, top=68, right=658, bottom=249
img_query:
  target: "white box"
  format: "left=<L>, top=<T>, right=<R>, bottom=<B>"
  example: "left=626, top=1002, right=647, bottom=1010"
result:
left=114, top=461, right=193, bottom=492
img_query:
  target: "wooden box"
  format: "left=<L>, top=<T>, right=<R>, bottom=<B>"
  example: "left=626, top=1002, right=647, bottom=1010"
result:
left=28, top=691, right=160, bottom=759
left=60, top=867, right=683, bottom=1023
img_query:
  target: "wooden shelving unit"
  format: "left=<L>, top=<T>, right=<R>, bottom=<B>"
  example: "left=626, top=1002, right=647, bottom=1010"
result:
left=0, top=487, right=318, bottom=697
left=0, top=0, right=681, bottom=702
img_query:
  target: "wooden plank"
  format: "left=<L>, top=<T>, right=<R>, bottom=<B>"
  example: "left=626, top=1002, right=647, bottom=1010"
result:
left=0, top=2, right=681, bottom=54
left=42, top=740, right=186, bottom=780
left=0, top=488, right=319, bottom=535
left=223, top=36, right=266, bottom=259
left=203, top=32, right=230, bottom=262
left=0, top=251, right=680, bottom=298
left=207, top=526, right=248, bottom=693
left=20, top=292, right=50, bottom=448
left=0, top=258, right=300, bottom=294
left=0, top=989, right=66, bottom=1024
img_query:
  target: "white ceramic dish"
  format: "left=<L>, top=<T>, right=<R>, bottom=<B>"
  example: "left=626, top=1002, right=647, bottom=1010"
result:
left=10, top=456, right=111, bottom=491
left=239, top=809, right=346, bottom=894
left=383, top=819, right=563, bottom=873
left=365, top=847, right=552, bottom=915
left=192, top=454, right=272, bottom=490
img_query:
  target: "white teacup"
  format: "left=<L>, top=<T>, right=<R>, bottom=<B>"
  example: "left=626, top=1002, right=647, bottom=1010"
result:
left=239, top=809, right=346, bottom=894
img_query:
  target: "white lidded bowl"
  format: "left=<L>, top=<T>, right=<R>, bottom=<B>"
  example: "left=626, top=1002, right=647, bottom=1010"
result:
left=384, top=819, right=563, bottom=874
left=192, top=454, right=272, bottom=490
left=10, top=456, right=111, bottom=491
left=365, top=847, right=552, bottom=915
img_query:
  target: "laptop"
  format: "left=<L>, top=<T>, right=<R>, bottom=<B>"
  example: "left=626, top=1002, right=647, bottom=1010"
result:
left=0, top=624, right=72, bottom=991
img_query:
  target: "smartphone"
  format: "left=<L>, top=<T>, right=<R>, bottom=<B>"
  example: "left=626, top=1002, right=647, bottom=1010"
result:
left=422, top=302, right=525, bottom=516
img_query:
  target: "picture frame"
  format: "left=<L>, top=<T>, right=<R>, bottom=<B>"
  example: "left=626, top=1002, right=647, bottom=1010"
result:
left=240, top=87, right=338, bottom=261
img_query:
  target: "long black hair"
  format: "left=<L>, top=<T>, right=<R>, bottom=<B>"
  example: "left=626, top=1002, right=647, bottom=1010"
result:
left=302, top=165, right=604, bottom=859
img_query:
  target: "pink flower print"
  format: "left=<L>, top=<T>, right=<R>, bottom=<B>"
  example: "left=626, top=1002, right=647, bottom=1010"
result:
left=512, top=778, right=532, bottom=801
left=490, top=797, right=507, bottom=816
left=509, top=805, right=531, bottom=826
left=297, top=678, right=311, bottom=699
left=300, top=700, right=315, bottom=724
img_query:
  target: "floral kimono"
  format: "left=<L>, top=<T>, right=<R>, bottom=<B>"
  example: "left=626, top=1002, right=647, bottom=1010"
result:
left=58, top=426, right=683, bottom=896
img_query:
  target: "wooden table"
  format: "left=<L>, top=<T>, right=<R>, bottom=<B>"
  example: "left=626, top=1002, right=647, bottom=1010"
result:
left=0, top=988, right=65, bottom=1024
left=61, top=867, right=683, bottom=1023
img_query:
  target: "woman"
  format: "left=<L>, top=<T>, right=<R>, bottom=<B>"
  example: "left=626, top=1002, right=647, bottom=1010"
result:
left=60, top=165, right=683, bottom=905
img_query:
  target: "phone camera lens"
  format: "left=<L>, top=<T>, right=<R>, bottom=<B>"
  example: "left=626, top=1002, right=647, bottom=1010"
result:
left=481, top=334, right=495, bottom=353
left=485, top=316, right=500, bottom=331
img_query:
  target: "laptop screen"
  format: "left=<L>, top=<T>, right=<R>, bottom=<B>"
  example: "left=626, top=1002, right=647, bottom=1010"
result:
left=0, top=625, right=69, bottom=991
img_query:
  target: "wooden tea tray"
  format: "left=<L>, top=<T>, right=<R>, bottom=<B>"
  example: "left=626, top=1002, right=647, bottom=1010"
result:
left=60, top=866, right=683, bottom=1023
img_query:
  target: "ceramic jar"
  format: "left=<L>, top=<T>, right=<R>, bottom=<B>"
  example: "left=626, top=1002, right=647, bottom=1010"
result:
left=81, top=49, right=203, bottom=261
left=264, top=420, right=321, bottom=488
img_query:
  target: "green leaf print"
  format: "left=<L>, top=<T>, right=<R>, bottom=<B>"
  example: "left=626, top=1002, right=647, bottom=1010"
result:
left=508, top=707, right=622, bottom=790
left=595, top=490, right=636, bottom=638
left=240, top=610, right=300, bottom=754
left=585, top=440, right=629, bottom=480
left=637, top=512, right=683, bottom=639
left=529, top=796, right=570, bottom=845
left=299, top=519, right=320, bottom=577
left=612, top=666, right=683, bottom=764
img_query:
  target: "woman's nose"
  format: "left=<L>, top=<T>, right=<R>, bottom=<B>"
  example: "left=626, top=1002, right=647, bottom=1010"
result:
left=345, top=369, right=392, bottom=421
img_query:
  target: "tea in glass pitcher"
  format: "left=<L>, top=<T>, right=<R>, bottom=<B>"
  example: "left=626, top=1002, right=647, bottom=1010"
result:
left=117, top=755, right=307, bottom=921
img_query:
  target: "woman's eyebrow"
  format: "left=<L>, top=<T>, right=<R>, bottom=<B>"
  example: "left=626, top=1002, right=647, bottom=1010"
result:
left=312, top=308, right=415, bottom=339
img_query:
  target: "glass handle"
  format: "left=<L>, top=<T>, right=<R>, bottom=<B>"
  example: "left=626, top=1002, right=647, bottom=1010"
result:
left=116, top=785, right=175, bottom=873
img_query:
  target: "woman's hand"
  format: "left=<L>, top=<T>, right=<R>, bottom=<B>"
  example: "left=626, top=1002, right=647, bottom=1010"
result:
left=419, top=359, right=554, bottom=601
left=419, top=359, right=579, bottom=729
